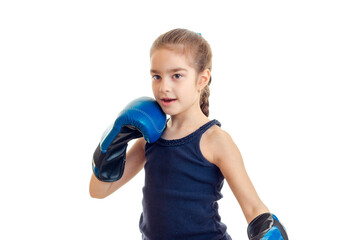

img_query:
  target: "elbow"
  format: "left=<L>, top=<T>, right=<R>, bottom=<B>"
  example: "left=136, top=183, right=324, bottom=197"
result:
left=89, top=174, right=111, bottom=199
left=89, top=187, right=109, bottom=199
left=89, top=183, right=109, bottom=199
left=89, top=191, right=106, bottom=199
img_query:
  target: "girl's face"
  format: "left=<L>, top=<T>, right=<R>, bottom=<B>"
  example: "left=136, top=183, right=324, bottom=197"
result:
left=151, top=48, right=202, bottom=117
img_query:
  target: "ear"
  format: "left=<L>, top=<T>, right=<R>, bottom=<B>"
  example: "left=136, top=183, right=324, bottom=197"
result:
left=197, top=69, right=211, bottom=91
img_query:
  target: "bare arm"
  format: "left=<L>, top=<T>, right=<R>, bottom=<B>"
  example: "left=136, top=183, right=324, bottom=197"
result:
left=89, top=137, right=146, bottom=199
left=202, top=128, right=269, bottom=223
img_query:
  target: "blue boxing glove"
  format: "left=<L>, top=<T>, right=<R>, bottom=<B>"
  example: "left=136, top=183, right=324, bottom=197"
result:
left=92, top=97, right=166, bottom=182
left=247, top=213, right=288, bottom=240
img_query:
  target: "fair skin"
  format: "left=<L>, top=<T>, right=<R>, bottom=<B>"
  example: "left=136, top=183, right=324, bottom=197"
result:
left=89, top=47, right=269, bottom=224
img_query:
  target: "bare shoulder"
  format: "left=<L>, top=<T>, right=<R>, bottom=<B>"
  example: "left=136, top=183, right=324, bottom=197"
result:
left=132, top=137, right=147, bottom=154
left=200, top=125, right=238, bottom=165
left=135, top=137, right=147, bottom=149
left=202, top=124, right=233, bottom=145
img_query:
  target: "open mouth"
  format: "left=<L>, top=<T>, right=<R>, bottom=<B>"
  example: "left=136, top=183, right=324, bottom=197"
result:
left=161, top=98, right=177, bottom=105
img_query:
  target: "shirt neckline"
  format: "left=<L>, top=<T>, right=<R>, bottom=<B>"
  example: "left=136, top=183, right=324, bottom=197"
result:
left=156, top=119, right=219, bottom=146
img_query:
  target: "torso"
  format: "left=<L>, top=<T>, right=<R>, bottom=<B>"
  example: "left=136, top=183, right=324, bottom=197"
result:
left=140, top=119, right=231, bottom=240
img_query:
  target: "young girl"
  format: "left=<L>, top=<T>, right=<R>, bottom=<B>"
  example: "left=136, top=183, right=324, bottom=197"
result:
left=90, top=28, right=288, bottom=240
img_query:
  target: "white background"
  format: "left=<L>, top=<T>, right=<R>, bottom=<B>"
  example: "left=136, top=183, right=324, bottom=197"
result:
left=1, top=0, right=359, bottom=239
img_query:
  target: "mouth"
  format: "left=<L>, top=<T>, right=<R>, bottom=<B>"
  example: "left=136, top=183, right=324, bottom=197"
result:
left=160, top=98, right=177, bottom=106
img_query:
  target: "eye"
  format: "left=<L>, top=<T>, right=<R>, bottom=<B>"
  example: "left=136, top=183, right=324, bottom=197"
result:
left=173, top=73, right=183, bottom=80
left=152, top=75, right=161, bottom=80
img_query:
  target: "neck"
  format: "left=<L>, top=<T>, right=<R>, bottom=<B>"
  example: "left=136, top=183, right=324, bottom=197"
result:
left=168, top=107, right=209, bottom=130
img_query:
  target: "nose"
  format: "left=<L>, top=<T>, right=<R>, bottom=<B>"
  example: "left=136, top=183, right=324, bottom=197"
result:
left=158, top=78, right=171, bottom=93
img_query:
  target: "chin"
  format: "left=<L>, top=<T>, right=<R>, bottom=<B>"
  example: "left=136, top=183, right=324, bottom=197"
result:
left=162, top=109, right=176, bottom=116
left=162, top=108, right=182, bottom=117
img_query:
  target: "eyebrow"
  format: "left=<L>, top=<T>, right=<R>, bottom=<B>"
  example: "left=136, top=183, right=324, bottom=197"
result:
left=150, top=68, right=188, bottom=74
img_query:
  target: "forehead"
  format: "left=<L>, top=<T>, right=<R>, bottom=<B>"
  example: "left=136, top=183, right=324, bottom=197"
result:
left=150, top=48, right=195, bottom=72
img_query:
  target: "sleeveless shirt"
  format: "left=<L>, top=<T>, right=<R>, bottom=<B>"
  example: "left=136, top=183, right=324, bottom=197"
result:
left=139, top=120, right=232, bottom=240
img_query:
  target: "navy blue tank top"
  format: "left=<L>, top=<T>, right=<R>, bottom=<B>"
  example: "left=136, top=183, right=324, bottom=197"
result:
left=139, top=120, right=232, bottom=240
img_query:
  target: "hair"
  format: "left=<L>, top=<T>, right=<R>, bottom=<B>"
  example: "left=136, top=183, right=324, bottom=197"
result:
left=150, top=28, right=213, bottom=117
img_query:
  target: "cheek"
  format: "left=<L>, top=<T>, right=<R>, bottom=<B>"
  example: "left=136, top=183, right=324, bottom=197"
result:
left=151, top=81, right=157, bottom=93
left=151, top=85, right=159, bottom=100
left=184, top=81, right=198, bottom=95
